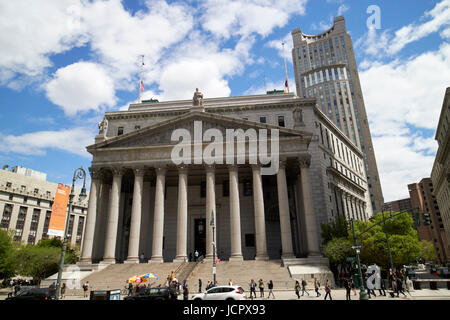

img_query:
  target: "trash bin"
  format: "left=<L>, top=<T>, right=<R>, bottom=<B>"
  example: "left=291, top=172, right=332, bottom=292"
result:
left=413, top=281, right=421, bottom=290
left=429, top=281, right=438, bottom=290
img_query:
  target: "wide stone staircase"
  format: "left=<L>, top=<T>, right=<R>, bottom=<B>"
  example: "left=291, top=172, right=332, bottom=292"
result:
left=185, top=260, right=295, bottom=293
left=58, top=262, right=185, bottom=296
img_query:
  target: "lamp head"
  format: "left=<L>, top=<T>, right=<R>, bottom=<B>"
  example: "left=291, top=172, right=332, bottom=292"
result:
left=79, top=186, right=87, bottom=201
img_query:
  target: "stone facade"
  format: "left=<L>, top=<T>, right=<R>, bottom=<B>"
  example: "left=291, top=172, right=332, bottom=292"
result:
left=291, top=16, right=384, bottom=215
left=0, top=167, right=88, bottom=246
left=80, top=93, right=372, bottom=265
left=431, top=87, right=450, bottom=254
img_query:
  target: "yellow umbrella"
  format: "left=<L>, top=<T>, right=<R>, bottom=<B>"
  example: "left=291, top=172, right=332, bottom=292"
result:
left=127, top=275, right=138, bottom=283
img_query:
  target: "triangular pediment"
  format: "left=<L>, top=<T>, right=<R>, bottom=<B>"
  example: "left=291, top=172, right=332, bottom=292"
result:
left=87, top=111, right=312, bottom=151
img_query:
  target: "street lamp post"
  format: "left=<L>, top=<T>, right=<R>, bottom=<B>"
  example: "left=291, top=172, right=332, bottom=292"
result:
left=55, top=167, right=87, bottom=300
left=210, top=210, right=216, bottom=286
left=350, top=218, right=369, bottom=300
left=381, top=205, right=394, bottom=273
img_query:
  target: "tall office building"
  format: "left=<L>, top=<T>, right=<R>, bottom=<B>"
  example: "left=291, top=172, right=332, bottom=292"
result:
left=291, top=16, right=384, bottom=214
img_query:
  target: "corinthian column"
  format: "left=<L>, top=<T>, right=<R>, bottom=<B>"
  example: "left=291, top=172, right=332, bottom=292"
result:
left=174, top=166, right=188, bottom=262
left=252, top=165, right=268, bottom=260
left=229, top=165, right=243, bottom=261
left=126, top=167, right=145, bottom=263
left=80, top=167, right=101, bottom=264
left=205, top=165, right=216, bottom=258
left=150, top=166, right=166, bottom=263
left=298, top=155, right=321, bottom=256
left=102, top=168, right=124, bottom=264
left=277, top=159, right=294, bottom=259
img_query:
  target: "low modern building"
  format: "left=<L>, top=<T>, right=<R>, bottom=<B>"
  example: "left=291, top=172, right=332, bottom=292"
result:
left=431, top=87, right=450, bottom=251
left=408, top=179, right=450, bottom=264
left=80, top=91, right=372, bottom=266
left=0, top=166, right=89, bottom=246
left=384, top=198, right=413, bottom=214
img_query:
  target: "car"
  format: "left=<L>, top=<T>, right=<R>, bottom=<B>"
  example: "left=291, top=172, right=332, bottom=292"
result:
left=5, top=287, right=56, bottom=301
left=123, top=286, right=171, bottom=301
left=438, top=267, right=450, bottom=278
left=191, top=285, right=246, bottom=301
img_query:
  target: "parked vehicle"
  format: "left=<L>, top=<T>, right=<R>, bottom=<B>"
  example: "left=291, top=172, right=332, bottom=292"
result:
left=438, top=267, right=450, bottom=278
left=191, top=285, right=246, bottom=300
left=124, top=287, right=171, bottom=301
left=5, top=287, right=56, bottom=301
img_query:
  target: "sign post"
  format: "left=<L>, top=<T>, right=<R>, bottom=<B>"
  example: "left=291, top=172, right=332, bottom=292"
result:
left=210, top=210, right=216, bottom=286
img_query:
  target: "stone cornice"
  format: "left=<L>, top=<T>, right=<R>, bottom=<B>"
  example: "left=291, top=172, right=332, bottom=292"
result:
left=104, top=98, right=316, bottom=121
left=326, top=165, right=366, bottom=193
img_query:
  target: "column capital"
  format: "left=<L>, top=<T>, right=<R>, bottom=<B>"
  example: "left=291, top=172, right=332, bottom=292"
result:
left=251, top=164, right=261, bottom=172
left=88, top=167, right=102, bottom=180
left=177, top=165, right=189, bottom=174
left=111, top=167, right=126, bottom=177
left=228, top=164, right=239, bottom=172
left=205, top=164, right=215, bottom=173
left=297, top=154, right=312, bottom=168
left=154, top=166, right=167, bottom=176
left=133, top=167, right=146, bottom=177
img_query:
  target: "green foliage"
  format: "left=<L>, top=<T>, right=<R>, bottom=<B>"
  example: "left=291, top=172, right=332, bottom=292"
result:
left=0, top=229, right=17, bottom=280
left=320, top=216, right=349, bottom=245
left=323, top=237, right=353, bottom=264
left=420, top=240, right=437, bottom=261
left=36, top=238, right=63, bottom=248
left=13, top=245, right=61, bottom=282
left=354, top=212, right=422, bottom=268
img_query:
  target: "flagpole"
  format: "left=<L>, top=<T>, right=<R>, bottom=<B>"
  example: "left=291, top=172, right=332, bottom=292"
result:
left=138, top=55, right=144, bottom=103
left=282, top=42, right=290, bottom=93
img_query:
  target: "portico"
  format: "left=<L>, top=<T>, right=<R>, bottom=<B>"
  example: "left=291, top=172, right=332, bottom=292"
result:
left=80, top=111, right=318, bottom=265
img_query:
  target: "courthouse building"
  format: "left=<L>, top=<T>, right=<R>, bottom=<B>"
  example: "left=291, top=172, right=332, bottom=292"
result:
left=0, top=166, right=88, bottom=246
left=80, top=91, right=372, bottom=265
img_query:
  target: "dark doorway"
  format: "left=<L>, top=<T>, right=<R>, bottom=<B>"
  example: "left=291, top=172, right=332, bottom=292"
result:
left=194, top=218, right=206, bottom=257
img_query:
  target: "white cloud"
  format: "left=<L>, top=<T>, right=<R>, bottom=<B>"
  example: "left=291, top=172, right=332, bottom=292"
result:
left=266, top=33, right=293, bottom=64
left=0, top=0, right=87, bottom=81
left=45, top=62, right=117, bottom=116
left=357, top=0, right=450, bottom=57
left=0, top=127, right=95, bottom=158
left=360, top=43, right=450, bottom=201
left=337, top=4, right=349, bottom=16
left=199, top=0, right=307, bottom=39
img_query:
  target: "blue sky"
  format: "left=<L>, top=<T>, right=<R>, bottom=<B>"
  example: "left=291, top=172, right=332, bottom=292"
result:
left=0, top=0, right=449, bottom=203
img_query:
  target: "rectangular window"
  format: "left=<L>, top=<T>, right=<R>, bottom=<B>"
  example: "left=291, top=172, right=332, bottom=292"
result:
left=259, top=116, right=267, bottom=124
left=200, top=181, right=206, bottom=198
left=42, top=210, right=52, bottom=239
left=278, top=116, right=285, bottom=127
left=117, top=127, right=124, bottom=136
left=243, top=179, right=252, bottom=196
left=76, top=216, right=85, bottom=245
left=245, top=234, right=255, bottom=247
left=134, top=125, right=141, bottom=130
left=1, top=204, right=13, bottom=229
left=222, top=180, right=229, bottom=197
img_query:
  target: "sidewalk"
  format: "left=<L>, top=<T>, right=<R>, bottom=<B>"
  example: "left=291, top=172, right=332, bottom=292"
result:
left=1, top=288, right=449, bottom=301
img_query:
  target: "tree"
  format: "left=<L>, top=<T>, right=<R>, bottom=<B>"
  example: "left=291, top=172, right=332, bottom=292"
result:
left=324, top=237, right=353, bottom=264
left=14, top=245, right=61, bottom=283
left=0, top=229, right=17, bottom=280
left=420, top=240, right=437, bottom=262
left=320, top=216, right=349, bottom=245
left=354, top=212, right=422, bottom=268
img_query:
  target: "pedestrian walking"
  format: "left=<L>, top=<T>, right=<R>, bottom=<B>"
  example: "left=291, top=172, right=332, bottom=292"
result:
left=139, top=252, right=145, bottom=263
left=82, top=281, right=89, bottom=298
left=258, top=279, right=265, bottom=298
left=301, top=278, right=309, bottom=296
left=229, top=279, right=233, bottom=286
left=344, top=277, right=351, bottom=300
left=60, top=283, right=66, bottom=299
left=267, top=280, right=275, bottom=299
left=249, top=279, right=257, bottom=299
left=128, top=282, right=133, bottom=296
left=295, top=280, right=301, bottom=299
left=378, top=273, right=386, bottom=296
left=396, top=275, right=407, bottom=297
left=189, top=252, right=193, bottom=262
left=183, top=280, right=189, bottom=300
left=314, top=277, right=321, bottom=297
left=351, top=278, right=357, bottom=296
left=198, top=279, right=202, bottom=293
left=324, top=278, right=332, bottom=300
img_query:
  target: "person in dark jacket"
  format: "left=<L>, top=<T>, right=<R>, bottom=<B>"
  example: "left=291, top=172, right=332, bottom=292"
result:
left=344, top=277, right=351, bottom=300
left=295, top=281, right=301, bottom=299
left=267, top=280, right=275, bottom=299
left=198, top=279, right=202, bottom=293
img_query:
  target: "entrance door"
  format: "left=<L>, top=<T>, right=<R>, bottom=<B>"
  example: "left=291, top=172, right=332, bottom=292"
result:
left=194, top=218, right=206, bottom=258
